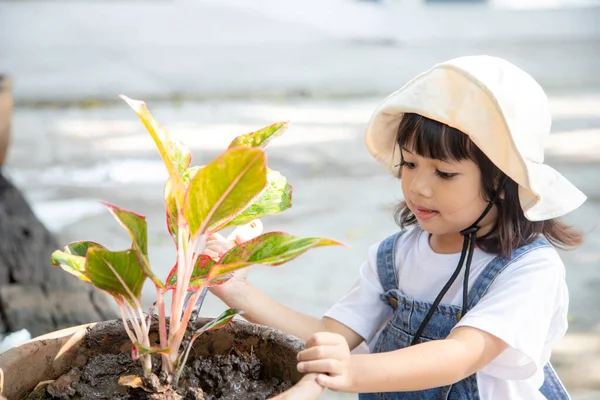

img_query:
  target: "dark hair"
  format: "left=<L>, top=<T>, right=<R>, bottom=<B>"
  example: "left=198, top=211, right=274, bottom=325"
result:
left=394, top=113, right=583, bottom=256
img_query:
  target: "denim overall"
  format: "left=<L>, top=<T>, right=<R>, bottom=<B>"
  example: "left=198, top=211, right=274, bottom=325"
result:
left=359, top=231, right=570, bottom=400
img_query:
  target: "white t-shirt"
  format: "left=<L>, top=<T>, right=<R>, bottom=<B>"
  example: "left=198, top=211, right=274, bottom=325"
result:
left=325, top=227, right=569, bottom=400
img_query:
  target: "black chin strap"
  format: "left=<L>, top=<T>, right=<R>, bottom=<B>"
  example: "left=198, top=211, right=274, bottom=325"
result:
left=410, top=175, right=508, bottom=346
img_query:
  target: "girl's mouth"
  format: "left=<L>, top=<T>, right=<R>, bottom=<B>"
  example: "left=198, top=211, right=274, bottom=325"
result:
left=413, top=207, right=439, bottom=221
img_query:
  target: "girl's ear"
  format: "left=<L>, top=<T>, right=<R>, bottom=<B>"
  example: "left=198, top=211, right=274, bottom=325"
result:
left=493, top=174, right=509, bottom=200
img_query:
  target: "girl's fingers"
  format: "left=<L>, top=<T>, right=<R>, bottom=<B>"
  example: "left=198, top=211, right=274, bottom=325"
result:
left=316, top=374, right=345, bottom=392
left=231, top=220, right=264, bottom=243
left=270, top=373, right=324, bottom=400
left=205, top=242, right=229, bottom=253
left=204, top=249, right=221, bottom=262
left=297, top=359, right=344, bottom=375
left=206, top=232, right=226, bottom=242
left=297, top=346, right=338, bottom=362
left=306, top=332, right=346, bottom=348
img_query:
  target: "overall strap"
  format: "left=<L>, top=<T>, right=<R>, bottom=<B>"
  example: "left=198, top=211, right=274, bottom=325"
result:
left=467, top=237, right=552, bottom=310
left=376, top=231, right=406, bottom=293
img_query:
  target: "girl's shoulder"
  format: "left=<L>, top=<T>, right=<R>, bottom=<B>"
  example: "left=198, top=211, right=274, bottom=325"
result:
left=477, top=238, right=567, bottom=292
left=502, top=240, right=566, bottom=276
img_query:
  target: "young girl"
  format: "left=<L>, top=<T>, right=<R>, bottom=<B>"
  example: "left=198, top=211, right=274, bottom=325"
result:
left=206, top=55, right=586, bottom=399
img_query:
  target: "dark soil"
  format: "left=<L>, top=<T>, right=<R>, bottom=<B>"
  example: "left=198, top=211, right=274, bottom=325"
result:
left=36, top=350, right=293, bottom=400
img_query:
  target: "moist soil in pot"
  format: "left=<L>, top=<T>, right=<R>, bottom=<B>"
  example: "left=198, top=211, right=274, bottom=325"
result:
left=31, top=349, right=293, bottom=400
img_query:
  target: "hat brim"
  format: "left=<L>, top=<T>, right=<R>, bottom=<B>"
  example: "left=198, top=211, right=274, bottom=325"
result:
left=523, top=160, right=586, bottom=221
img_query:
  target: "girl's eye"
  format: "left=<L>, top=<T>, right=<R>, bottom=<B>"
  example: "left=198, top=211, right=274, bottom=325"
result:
left=435, top=169, right=457, bottom=180
left=399, top=160, right=416, bottom=169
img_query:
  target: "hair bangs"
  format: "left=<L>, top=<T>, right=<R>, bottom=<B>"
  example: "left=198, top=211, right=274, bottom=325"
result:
left=397, top=113, right=475, bottom=162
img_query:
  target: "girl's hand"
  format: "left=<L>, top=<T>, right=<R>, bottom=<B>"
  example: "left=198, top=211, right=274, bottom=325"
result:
left=207, top=220, right=263, bottom=300
left=297, top=332, right=356, bottom=392
left=270, top=373, right=324, bottom=400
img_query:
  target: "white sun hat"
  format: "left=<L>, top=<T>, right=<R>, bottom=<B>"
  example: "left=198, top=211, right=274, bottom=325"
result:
left=365, top=55, right=586, bottom=221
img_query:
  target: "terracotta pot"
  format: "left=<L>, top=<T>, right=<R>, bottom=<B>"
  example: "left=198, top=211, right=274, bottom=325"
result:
left=0, top=76, right=12, bottom=167
left=0, top=318, right=306, bottom=399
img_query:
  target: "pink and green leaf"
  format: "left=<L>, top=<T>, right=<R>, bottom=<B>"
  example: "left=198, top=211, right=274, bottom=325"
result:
left=103, top=203, right=165, bottom=289
left=120, top=95, right=190, bottom=208
left=50, top=241, right=107, bottom=282
left=224, top=169, right=292, bottom=228
left=228, top=121, right=289, bottom=149
left=192, top=309, right=242, bottom=338
left=208, top=233, right=344, bottom=282
left=165, top=255, right=231, bottom=290
left=165, top=254, right=214, bottom=289
left=86, top=248, right=146, bottom=301
left=183, top=147, right=267, bottom=238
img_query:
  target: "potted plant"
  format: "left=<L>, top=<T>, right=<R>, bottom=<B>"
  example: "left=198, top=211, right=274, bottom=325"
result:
left=0, top=96, right=341, bottom=399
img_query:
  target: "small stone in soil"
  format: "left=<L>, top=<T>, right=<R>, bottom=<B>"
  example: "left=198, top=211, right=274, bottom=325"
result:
left=47, top=367, right=81, bottom=399
left=143, top=374, right=163, bottom=392
left=185, top=387, right=205, bottom=400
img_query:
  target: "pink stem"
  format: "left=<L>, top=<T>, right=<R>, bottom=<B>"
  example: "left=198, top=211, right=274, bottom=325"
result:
left=169, top=222, right=188, bottom=339
left=168, top=284, right=205, bottom=364
left=119, top=305, right=138, bottom=345
left=156, top=288, right=171, bottom=373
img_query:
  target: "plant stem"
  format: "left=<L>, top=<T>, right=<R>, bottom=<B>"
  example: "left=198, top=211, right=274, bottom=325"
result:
left=172, top=332, right=197, bottom=386
left=119, top=304, right=138, bottom=345
left=168, top=284, right=205, bottom=365
left=156, top=287, right=171, bottom=373
left=123, top=302, right=145, bottom=344
left=119, top=300, right=153, bottom=377
left=169, top=222, right=189, bottom=341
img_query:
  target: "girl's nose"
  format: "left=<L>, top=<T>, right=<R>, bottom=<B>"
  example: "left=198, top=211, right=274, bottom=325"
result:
left=409, top=172, right=433, bottom=198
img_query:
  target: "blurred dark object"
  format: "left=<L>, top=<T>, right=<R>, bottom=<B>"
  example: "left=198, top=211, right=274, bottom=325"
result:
left=0, top=76, right=118, bottom=338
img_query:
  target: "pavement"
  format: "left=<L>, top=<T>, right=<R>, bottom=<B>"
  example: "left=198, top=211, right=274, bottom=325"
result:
left=2, top=0, right=600, bottom=398
left=1, top=1, right=600, bottom=104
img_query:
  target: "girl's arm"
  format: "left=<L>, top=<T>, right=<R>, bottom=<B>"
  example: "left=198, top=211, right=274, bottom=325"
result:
left=298, top=326, right=507, bottom=393
left=206, top=225, right=364, bottom=348
left=218, top=279, right=365, bottom=348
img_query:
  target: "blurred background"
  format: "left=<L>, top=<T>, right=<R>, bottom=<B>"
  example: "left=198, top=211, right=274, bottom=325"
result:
left=1, top=0, right=599, bottom=398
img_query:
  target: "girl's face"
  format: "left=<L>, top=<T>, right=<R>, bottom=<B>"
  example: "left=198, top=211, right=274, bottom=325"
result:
left=400, top=147, right=498, bottom=252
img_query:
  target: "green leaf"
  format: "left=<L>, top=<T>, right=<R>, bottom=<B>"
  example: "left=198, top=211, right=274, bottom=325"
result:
left=121, top=95, right=190, bottom=208
left=50, top=241, right=107, bottom=282
left=103, top=203, right=165, bottom=290
left=192, top=309, right=242, bottom=337
left=225, top=169, right=292, bottom=228
left=86, top=248, right=147, bottom=301
left=228, top=121, right=289, bottom=149
left=183, top=147, right=267, bottom=238
left=208, top=232, right=344, bottom=282
left=133, top=342, right=171, bottom=357
left=164, top=166, right=202, bottom=240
